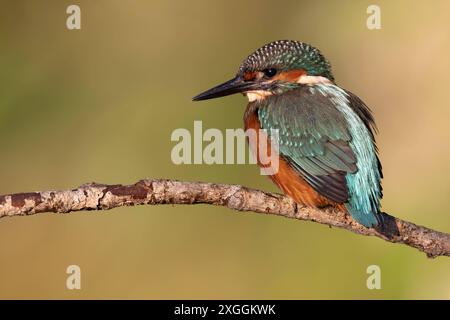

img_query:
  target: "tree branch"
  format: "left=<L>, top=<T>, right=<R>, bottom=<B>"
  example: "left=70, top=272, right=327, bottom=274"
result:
left=0, top=178, right=448, bottom=258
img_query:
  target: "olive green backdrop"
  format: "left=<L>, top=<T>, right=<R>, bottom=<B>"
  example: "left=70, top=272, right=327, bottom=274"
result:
left=0, top=0, right=449, bottom=299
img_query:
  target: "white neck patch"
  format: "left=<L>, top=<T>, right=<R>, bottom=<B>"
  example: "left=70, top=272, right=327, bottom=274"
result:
left=296, top=75, right=332, bottom=85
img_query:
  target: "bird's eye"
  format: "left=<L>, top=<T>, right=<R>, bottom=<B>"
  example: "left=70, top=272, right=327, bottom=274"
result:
left=263, top=68, right=277, bottom=78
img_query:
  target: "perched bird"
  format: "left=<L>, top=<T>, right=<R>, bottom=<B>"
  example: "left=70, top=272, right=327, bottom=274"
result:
left=193, top=40, right=383, bottom=228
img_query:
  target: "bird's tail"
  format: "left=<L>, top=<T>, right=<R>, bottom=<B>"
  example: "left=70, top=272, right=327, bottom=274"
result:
left=345, top=203, right=383, bottom=228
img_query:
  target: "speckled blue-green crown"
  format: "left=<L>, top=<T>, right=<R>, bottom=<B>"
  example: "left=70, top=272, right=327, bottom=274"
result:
left=238, top=40, right=334, bottom=81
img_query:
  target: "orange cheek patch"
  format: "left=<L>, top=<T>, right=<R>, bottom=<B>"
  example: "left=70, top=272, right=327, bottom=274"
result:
left=273, top=69, right=306, bottom=82
left=243, top=72, right=257, bottom=81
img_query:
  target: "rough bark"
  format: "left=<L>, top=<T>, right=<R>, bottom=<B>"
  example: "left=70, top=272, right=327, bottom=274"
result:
left=0, top=179, right=448, bottom=258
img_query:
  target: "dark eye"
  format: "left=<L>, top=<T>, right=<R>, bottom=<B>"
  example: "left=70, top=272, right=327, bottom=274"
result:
left=263, top=68, right=277, bottom=78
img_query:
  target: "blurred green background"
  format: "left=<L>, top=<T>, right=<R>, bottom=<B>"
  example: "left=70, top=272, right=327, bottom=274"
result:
left=0, top=0, right=449, bottom=299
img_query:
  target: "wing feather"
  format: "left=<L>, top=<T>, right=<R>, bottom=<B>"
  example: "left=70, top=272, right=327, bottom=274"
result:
left=258, top=86, right=357, bottom=203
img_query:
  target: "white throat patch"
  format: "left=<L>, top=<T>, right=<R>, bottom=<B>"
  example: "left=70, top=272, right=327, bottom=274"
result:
left=246, top=91, right=273, bottom=102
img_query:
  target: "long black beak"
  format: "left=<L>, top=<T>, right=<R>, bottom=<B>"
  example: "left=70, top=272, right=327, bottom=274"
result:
left=192, top=76, right=260, bottom=101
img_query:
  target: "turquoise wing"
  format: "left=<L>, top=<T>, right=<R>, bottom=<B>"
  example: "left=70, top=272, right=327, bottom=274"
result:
left=257, top=84, right=382, bottom=227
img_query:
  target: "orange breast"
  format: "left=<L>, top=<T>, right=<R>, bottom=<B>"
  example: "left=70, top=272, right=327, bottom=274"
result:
left=244, top=106, right=345, bottom=210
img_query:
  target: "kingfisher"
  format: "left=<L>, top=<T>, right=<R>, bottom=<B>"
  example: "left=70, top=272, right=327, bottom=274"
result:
left=193, top=40, right=383, bottom=228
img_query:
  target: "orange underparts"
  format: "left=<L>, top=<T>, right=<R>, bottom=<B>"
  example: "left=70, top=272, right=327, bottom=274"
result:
left=244, top=109, right=346, bottom=211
